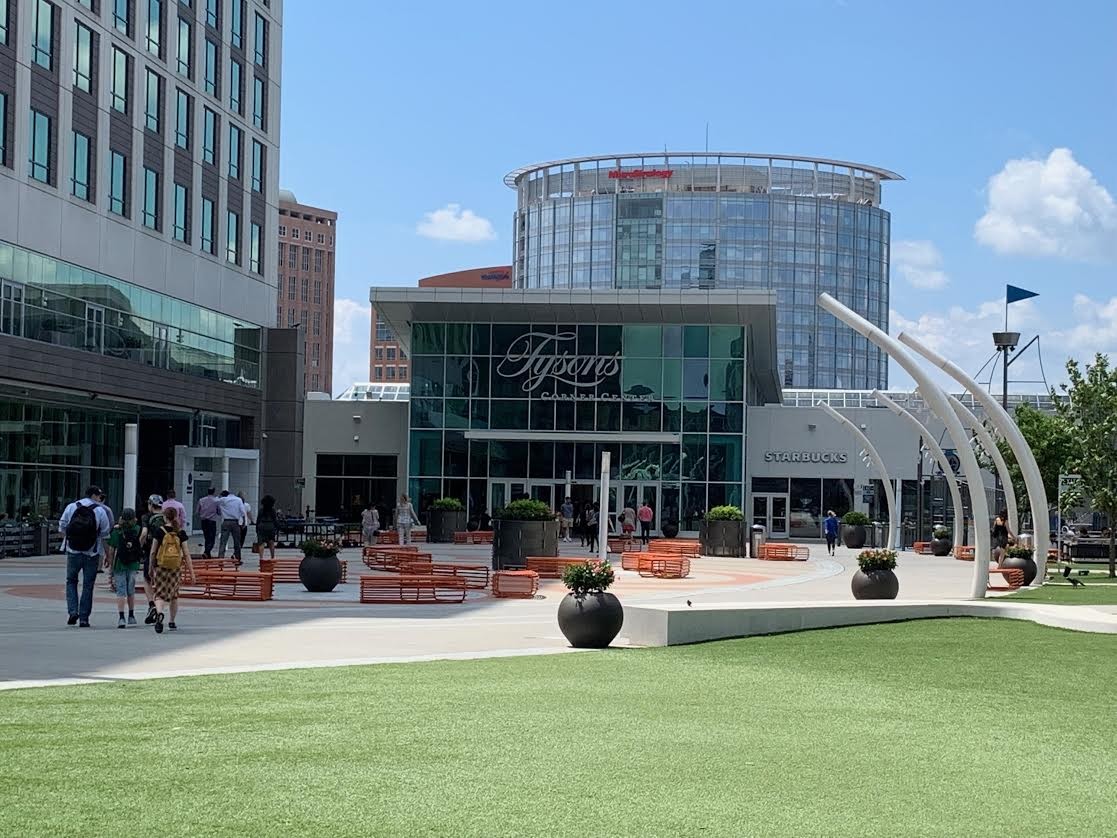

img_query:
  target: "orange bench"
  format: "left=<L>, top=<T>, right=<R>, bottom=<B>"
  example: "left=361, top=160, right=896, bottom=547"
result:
left=375, top=530, right=427, bottom=544
left=620, top=551, right=645, bottom=571
left=358, top=574, right=467, bottom=604
left=401, top=561, right=490, bottom=590
left=913, top=542, right=932, bottom=555
left=758, top=543, right=809, bottom=561
left=179, top=570, right=274, bottom=601
left=524, top=557, right=602, bottom=579
left=637, top=556, right=691, bottom=579
left=363, top=547, right=430, bottom=571
left=491, top=570, right=540, bottom=598
left=648, top=540, right=701, bottom=557
left=607, top=537, right=637, bottom=554
left=452, top=531, right=494, bottom=544
left=989, top=566, right=1025, bottom=591
left=259, top=557, right=348, bottom=584
left=954, top=546, right=975, bottom=561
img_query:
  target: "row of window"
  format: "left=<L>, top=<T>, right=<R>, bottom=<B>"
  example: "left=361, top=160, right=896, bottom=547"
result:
left=277, top=244, right=329, bottom=273
left=373, top=365, right=408, bottom=381
left=278, top=224, right=331, bottom=245
left=280, top=275, right=325, bottom=304
left=373, top=347, right=403, bottom=361
left=276, top=306, right=325, bottom=336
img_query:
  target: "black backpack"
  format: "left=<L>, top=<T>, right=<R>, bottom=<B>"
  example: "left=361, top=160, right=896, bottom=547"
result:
left=115, top=526, right=144, bottom=566
left=66, top=503, right=99, bottom=552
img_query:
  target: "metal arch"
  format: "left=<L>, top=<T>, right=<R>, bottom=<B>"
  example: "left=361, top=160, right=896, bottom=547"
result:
left=503, top=151, right=905, bottom=187
left=817, top=403, right=897, bottom=551
left=945, top=393, right=1020, bottom=536
left=872, top=390, right=965, bottom=549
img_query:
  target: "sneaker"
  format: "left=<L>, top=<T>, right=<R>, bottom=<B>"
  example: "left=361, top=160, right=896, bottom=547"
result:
left=154, top=612, right=164, bottom=634
left=144, top=603, right=157, bottom=625
left=79, top=620, right=90, bottom=628
left=168, top=622, right=177, bottom=632
left=67, top=614, right=78, bottom=626
left=118, top=616, right=126, bottom=628
left=127, top=615, right=137, bottom=626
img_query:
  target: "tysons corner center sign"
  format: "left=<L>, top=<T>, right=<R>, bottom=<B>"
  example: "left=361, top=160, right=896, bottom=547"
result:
left=496, top=331, right=642, bottom=400
left=764, top=451, right=849, bottom=464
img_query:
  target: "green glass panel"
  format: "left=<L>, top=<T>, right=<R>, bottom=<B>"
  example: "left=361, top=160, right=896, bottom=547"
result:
left=683, top=359, right=709, bottom=400
left=409, top=431, right=442, bottom=477
left=662, top=325, right=683, bottom=357
left=682, top=435, right=707, bottom=481
left=445, top=323, right=470, bottom=356
left=412, top=323, right=445, bottom=354
left=443, top=431, right=468, bottom=477
left=529, top=400, right=554, bottom=431
left=471, top=323, right=490, bottom=355
left=662, top=359, right=681, bottom=399
left=597, top=324, right=621, bottom=355
left=621, top=443, right=660, bottom=480
left=596, top=401, right=619, bottom=432
left=710, top=326, right=745, bottom=358
left=710, top=358, right=744, bottom=401
left=683, top=402, right=707, bottom=432
left=490, top=441, right=528, bottom=478
left=661, top=446, right=681, bottom=481
left=683, top=484, right=707, bottom=520
left=469, top=400, right=488, bottom=429
left=683, top=325, right=709, bottom=357
left=468, top=357, right=489, bottom=398
left=708, top=435, right=743, bottom=482
left=622, top=401, right=661, bottom=432
left=555, top=401, right=575, bottom=431
left=411, top=356, right=444, bottom=397
left=409, top=399, right=443, bottom=429
left=621, top=358, right=661, bottom=400
left=469, top=440, right=488, bottom=476
left=444, top=398, right=469, bottom=429
left=623, top=324, right=661, bottom=357
left=709, top=403, right=744, bottom=433
left=490, top=400, right=527, bottom=430
left=576, top=401, right=595, bottom=431
left=444, top=356, right=471, bottom=398
left=663, top=401, right=680, bottom=432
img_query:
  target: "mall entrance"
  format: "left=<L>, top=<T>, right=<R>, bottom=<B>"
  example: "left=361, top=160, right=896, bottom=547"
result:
left=752, top=493, right=790, bottom=539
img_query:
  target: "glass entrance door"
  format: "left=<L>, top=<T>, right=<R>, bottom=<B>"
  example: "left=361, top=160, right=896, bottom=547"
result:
left=752, top=493, right=790, bottom=539
left=490, top=481, right=529, bottom=515
left=620, top=483, right=659, bottom=537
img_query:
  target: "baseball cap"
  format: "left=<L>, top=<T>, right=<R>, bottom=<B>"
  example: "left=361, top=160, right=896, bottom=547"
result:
left=148, top=494, right=164, bottom=508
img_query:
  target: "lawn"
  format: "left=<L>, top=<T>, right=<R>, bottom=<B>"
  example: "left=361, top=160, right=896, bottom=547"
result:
left=2, top=619, right=1115, bottom=837
left=1011, top=574, right=1117, bottom=605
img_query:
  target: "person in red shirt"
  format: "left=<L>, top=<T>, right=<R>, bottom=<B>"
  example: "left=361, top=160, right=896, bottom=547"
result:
left=637, top=501, right=654, bottom=546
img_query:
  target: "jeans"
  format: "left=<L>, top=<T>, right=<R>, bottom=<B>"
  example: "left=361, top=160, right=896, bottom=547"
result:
left=201, top=519, right=218, bottom=556
left=640, top=522, right=651, bottom=545
left=66, top=552, right=100, bottom=620
left=219, top=519, right=243, bottom=559
left=826, top=533, right=837, bottom=554
left=398, top=523, right=412, bottom=545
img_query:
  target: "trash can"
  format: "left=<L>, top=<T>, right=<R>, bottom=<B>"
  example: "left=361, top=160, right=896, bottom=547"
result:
left=750, top=524, right=767, bottom=558
left=866, top=522, right=879, bottom=548
left=1016, top=531, right=1034, bottom=550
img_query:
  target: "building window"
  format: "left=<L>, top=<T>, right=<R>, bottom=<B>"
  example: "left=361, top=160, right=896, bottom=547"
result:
left=109, top=151, right=127, bottom=215
left=113, top=0, right=129, bottom=35
left=278, top=224, right=286, bottom=237
left=205, top=0, right=218, bottom=28
left=146, top=0, right=162, bottom=55
left=301, top=247, right=309, bottom=271
left=386, top=347, right=396, bottom=361
left=175, top=89, right=190, bottom=148
left=286, top=308, right=295, bottom=328
left=252, top=77, right=265, bottom=129
left=73, top=22, right=93, bottom=92
left=374, top=367, right=382, bottom=380
left=287, top=275, right=295, bottom=300
left=398, top=366, right=407, bottom=381
left=144, top=70, right=160, bottom=132
left=290, top=227, right=298, bottom=239
left=227, top=124, right=242, bottom=179
left=142, top=167, right=159, bottom=229
left=226, top=210, right=239, bottom=263
left=312, top=311, right=321, bottom=336
left=311, top=373, right=319, bottom=390
left=28, top=110, right=51, bottom=184
left=229, top=59, right=242, bottom=113
left=249, top=221, right=261, bottom=274
left=0, top=0, right=8, bottom=44
left=176, top=17, right=191, bottom=77
left=303, top=230, right=311, bottom=241
left=251, top=140, right=263, bottom=192
left=173, top=182, right=188, bottom=242
left=317, top=232, right=325, bottom=244
left=230, top=0, right=243, bottom=48
left=202, top=107, right=216, bottom=164
left=288, top=244, right=297, bottom=269
left=313, top=280, right=321, bottom=304
left=374, top=347, right=383, bottom=360
left=314, top=249, right=323, bottom=272
left=32, top=0, right=54, bottom=70
left=253, top=12, right=267, bottom=66
left=375, top=320, right=393, bottom=341
left=0, top=92, right=7, bottom=167
left=71, top=132, right=91, bottom=200
left=300, top=277, right=308, bottom=301
left=204, top=40, right=218, bottom=95
left=201, top=196, right=214, bottom=253
left=111, top=48, right=129, bottom=112
left=387, top=366, right=396, bottom=380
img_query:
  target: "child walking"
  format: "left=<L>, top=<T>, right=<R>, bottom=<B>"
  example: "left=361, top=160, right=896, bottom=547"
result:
left=105, top=508, right=144, bottom=628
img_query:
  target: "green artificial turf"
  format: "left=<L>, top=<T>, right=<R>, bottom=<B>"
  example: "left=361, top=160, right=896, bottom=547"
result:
left=2, top=619, right=1115, bottom=837
left=1011, top=575, right=1117, bottom=605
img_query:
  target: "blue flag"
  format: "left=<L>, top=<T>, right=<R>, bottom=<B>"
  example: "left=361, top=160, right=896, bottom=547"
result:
left=1007, top=284, right=1039, bottom=305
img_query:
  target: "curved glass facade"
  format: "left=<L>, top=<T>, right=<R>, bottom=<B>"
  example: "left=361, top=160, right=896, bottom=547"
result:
left=509, top=154, right=897, bottom=390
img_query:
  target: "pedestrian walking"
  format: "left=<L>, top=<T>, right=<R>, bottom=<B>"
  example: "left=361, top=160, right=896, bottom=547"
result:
left=216, top=490, right=247, bottom=562
left=361, top=503, right=380, bottom=546
left=396, top=494, right=418, bottom=545
left=638, top=500, right=654, bottom=546
left=255, top=495, right=279, bottom=559
left=149, top=506, right=193, bottom=633
left=560, top=497, right=574, bottom=542
left=195, top=488, right=221, bottom=558
left=59, top=485, right=112, bottom=627
left=139, top=495, right=165, bottom=624
left=622, top=504, right=636, bottom=538
left=824, top=510, right=840, bottom=557
left=586, top=505, right=599, bottom=554
left=238, top=492, right=253, bottom=550
left=991, top=515, right=1011, bottom=564
left=161, top=490, right=186, bottom=528
left=105, top=508, right=144, bottom=628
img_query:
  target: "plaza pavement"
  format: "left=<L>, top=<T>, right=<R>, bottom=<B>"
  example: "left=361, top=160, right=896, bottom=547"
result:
left=0, top=539, right=1033, bottom=689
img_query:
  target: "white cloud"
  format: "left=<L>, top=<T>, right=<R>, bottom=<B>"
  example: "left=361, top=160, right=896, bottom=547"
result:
left=974, top=148, right=1117, bottom=261
left=331, top=297, right=371, bottom=395
left=891, top=240, right=949, bottom=289
left=416, top=203, right=496, bottom=242
left=1051, top=294, right=1117, bottom=357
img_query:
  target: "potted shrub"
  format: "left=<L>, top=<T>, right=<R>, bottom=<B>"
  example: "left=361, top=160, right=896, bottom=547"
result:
left=427, top=498, right=467, bottom=543
left=1000, top=545, right=1037, bottom=586
left=298, top=538, right=342, bottom=592
left=700, top=505, right=745, bottom=557
left=660, top=520, right=680, bottom=539
left=492, top=499, right=559, bottom=570
left=851, top=548, right=899, bottom=600
left=930, top=526, right=953, bottom=557
left=557, top=561, right=623, bottom=648
left=841, top=511, right=871, bottom=549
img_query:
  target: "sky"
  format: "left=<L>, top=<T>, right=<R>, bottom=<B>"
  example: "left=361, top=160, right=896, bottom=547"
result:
left=277, top=0, right=1117, bottom=395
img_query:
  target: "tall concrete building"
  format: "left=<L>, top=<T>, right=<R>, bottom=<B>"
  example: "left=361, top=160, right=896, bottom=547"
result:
left=368, top=266, right=511, bottom=384
left=0, top=0, right=288, bottom=520
left=277, top=189, right=335, bottom=394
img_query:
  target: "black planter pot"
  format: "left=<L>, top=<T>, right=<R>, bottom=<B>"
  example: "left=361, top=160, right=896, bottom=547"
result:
left=931, top=537, right=953, bottom=557
left=492, top=519, right=560, bottom=570
left=299, top=555, right=342, bottom=592
left=700, top=519, right=744, bottom=557
left=661, top=522, right=679, bottom=539
left=1000, top=554, right=1038, bottom=586
left=557, top=592, right=624, bottom=648
left=851, top=568, right=899, bottom=600
left=427, top=508, right=467, bottom=543
left=842, top=524, right=867, bottom=549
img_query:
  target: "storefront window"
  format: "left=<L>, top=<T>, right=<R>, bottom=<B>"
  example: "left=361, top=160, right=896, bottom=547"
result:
left=822, top=478, right=855, bottom=519
left=789, top=478, right=822, bottom=539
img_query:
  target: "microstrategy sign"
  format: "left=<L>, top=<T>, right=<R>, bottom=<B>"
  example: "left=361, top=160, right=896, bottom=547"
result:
left=607, top=168, right=674, bottom=180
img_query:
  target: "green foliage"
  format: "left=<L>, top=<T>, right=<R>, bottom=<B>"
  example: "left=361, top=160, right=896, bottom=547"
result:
left=856, top=549, right=897, bottom=572
left=705, top=505, right=744, bottom=521
left=431, top=498, right=464, bottom=511
left=562, top=560, right=615, bottom=596
left=1004, top=546, right=1033, bottom=559
left=1056, top=353, right=1117, bottom=576
left=981, top=403, right=1077, bottom=515
left=841, top=511, right=871, bottom=526
left=933, top=526, right=951, bottom=540
left=495, top=499, right=553, bottom=521
left=300, top=538, right=339, bottom=559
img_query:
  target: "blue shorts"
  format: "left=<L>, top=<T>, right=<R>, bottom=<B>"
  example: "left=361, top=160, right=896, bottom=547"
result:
left=112, top=569, right=137, bottom=597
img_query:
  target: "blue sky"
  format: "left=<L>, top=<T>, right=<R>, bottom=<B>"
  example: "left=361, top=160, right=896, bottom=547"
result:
left=278, top=0, right=1117, bottom=393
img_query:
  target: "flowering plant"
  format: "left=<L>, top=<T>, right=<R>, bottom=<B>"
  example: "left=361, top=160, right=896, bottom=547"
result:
left=562, top=561, right=615, bottom=596
left=856, top=549, right=897, bottom=572
left=301, top=538, right=340, bottom=559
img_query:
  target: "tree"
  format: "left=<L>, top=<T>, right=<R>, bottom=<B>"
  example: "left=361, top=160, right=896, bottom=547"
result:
left=1056, top=354, right=1117, bottom=578
left=991, top=403, right=1076, bottom=520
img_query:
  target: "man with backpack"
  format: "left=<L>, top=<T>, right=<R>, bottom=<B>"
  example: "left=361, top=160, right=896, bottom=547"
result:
left=59, top=486, right=112, bottom=627
left=105, top=508, right=144, bottom=628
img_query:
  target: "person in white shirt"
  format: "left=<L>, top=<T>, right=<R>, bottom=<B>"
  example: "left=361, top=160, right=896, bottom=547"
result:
left=216, top=490, right=247, bottom=561
left=238, top=492, right=254, bottom=550
left=59, top=485, right=112, bottom=627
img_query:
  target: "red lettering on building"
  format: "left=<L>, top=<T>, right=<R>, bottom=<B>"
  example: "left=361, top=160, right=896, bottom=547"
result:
left=607, top=168, right=674, bottom=180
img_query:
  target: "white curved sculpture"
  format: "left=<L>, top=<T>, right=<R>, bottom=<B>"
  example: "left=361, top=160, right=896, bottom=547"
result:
left=872, top=390, right=964, bottom=549
left=819, top=293, right=991, bottom=597
left=817, top=403, right=896, bottom=551
left=945, top=393, right=1019, bottom=535
left=899, top=333, right=1051, bottom=584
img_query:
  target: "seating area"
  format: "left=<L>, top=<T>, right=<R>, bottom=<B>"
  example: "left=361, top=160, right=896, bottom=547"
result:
left=491, top=570, right=540, bottom=599
left=647, top=539, right=701, bottom=558
left=191, top=558, right=241, bottom=573
left=954, top=546, right=976, bottom=561
left=259, top=557, right=349, bottom=584
left=758, top=543, right=809, bottom=561
left=180, top=570, right=275, bottom=601
left=607, top=537, right=638, bottom=554
left=358, top=574, right=467, bottom=604
left=362, top=546, right=429, bottom=571
left=375, top=530, right=427, bottom=544
left=913, top=542, right=932, bottom=555
left=620, top=551, right=645, bottom=571
left=637, top=556, right=691, bottom=579
left=400, top=561, right=490, bottom=590
left=524, top=557, right=602, bottom=579
left=452, top=531, right=494, bottom=544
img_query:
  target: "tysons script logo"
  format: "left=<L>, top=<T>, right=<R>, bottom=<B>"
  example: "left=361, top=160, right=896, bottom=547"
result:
left=764, top=451, right=849, bottom=464
left=497, top=332, right=620, bottom=393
